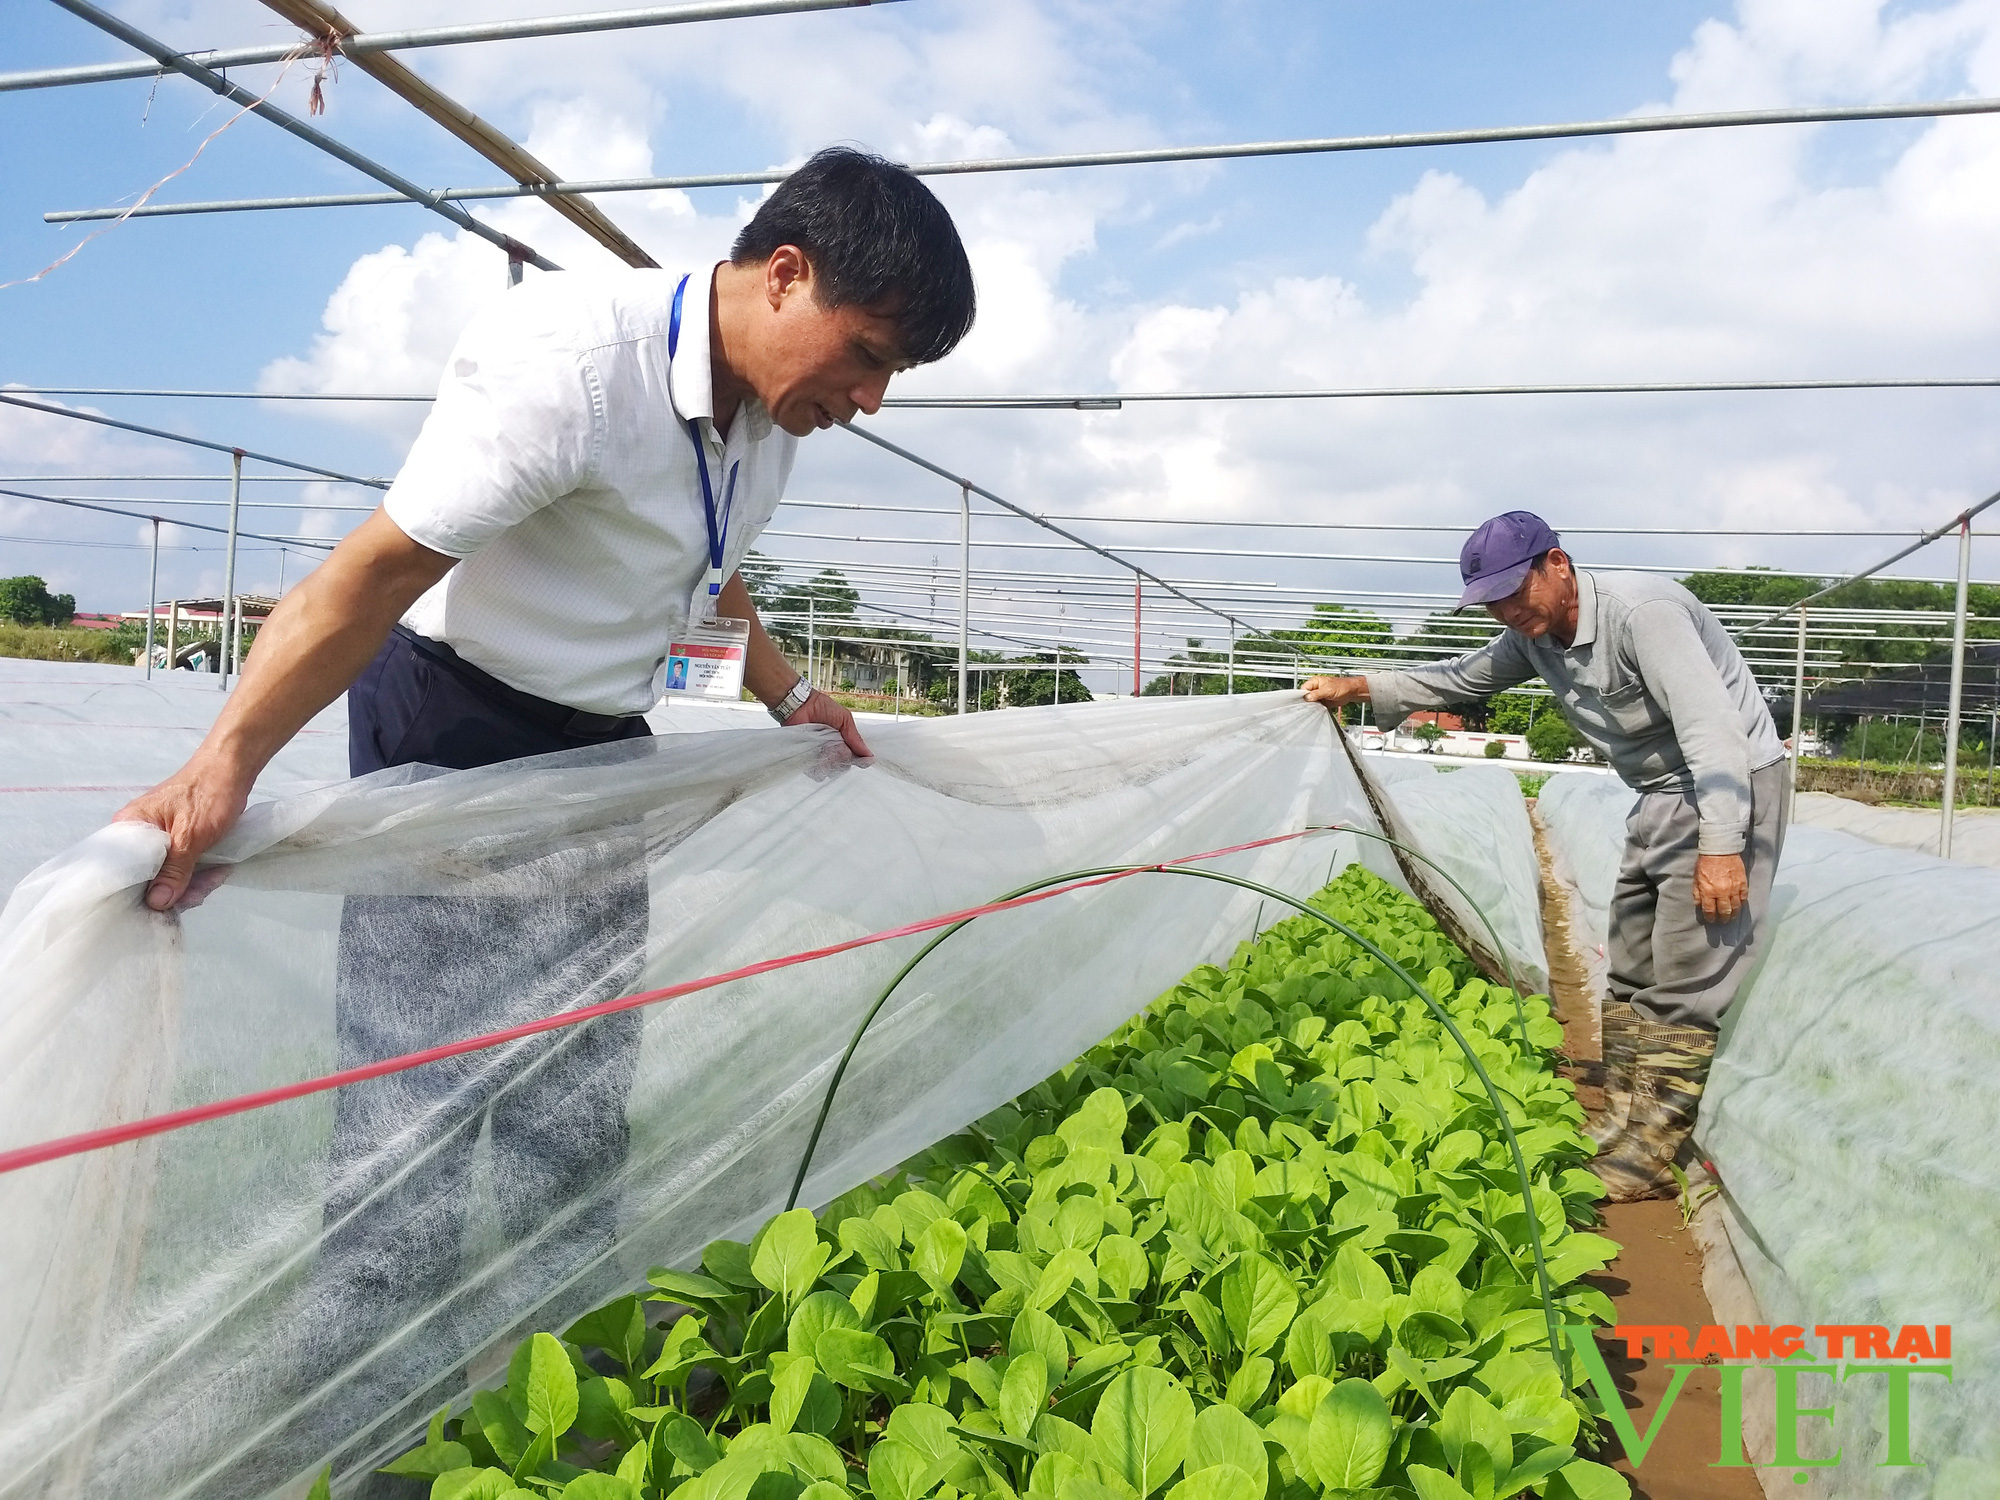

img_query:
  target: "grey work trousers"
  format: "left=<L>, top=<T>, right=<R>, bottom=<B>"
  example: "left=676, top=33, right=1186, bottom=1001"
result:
left=1608, top=758, right=1789, bottom=1030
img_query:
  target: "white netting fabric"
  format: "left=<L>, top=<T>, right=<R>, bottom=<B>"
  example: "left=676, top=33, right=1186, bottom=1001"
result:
left=1526, top=770, right=1628, bottom=958
left=1364, top=758, right=1547, bottom=994
left=0, top=661, right=349, bottom=903
left=1533, top=768, right=2000, bottom=1492
left=0, top=692, right=1384, bottom=1499
left=1701, top=827, right=2000, bottom=1497
left=1792, top=790, right=2000, bottom=869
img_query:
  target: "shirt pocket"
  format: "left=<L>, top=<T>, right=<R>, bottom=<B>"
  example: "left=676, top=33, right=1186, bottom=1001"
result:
left=1597, top=679, right=1660, bottom=735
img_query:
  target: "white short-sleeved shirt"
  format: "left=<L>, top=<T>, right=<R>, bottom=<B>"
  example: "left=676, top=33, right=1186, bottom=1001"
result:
left=387, top=266, right=798, bottom=715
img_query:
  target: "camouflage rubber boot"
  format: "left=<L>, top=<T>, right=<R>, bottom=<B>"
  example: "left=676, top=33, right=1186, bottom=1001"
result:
left=1584, top=998, right=1638, bottom=1149
left=1589, top=1007, right=1717, bottom=1203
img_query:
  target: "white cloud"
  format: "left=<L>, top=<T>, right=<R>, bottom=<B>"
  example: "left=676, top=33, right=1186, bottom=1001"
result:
left=243, top=0, right=2000, bottom=652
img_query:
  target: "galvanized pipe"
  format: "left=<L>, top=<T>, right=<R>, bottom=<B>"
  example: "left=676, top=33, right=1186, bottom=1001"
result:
left=4, top=0, right=901, bottom=92
left=1940, top=519, right=1973, bottom=857
left=1733, top=485, right=2000, bottom=638
left=0, top=487, right=335, bottom=552
left=957, top=484, right=970, bottom=716
left=222, top=451, right=243, bottom=688
left=45, top=93, right=2000, bottom=222
left=144, top=517, right=159, bottom=680
left=1132, top=579, right=1142, bottom=697
left=0, top=392, right=389, bottom=488
left=14, top=378, right=2000, bottom=407
left=886, top=377, right=2000, bottom=407
left=1788, top=609, right=1807, bottom=829
left=42, top=0, right=558, bottom=271
left=838, top=420, right=1272, bottom=648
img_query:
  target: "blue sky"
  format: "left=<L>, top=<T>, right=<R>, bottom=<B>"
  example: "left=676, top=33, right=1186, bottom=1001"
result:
left=4, top=0, right=1999, bottom=685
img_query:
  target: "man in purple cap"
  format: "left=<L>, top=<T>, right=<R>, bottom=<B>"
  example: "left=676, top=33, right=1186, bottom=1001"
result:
left=1302, top=510, right=1786, bottom=1201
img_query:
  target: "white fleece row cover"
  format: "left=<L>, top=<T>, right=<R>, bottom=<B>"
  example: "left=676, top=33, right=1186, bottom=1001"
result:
left=1533, top=772, right=2000, bottom=1496
left=0, top=691, right=1448, bottom=1500
left=1362, top=756, right=1548, bottom=995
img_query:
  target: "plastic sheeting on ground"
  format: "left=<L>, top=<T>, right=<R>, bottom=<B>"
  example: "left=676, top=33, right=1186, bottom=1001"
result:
left=1702, top=827, right=2000, bottom=1497
left=0, top=691, right=1387, bottom=1500
left=1793, top=789, right=2000, bottom=870
left=1361, top=756, right=1547, bottom=994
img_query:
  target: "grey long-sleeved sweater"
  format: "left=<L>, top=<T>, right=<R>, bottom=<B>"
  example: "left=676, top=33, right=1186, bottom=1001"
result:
left=1366, top=570, right=1784, bottom=854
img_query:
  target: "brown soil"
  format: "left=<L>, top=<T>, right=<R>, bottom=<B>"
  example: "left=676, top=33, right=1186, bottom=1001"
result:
left=1585, top=1200, right=1763, bottom=1499
left=1529, top=803, right=1764, bottom=1500
left=1527, top=802, right=1603, bottom=1117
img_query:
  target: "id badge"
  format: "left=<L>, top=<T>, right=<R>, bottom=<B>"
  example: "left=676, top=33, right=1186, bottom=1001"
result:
left=660, top=615, right=750, bottom=701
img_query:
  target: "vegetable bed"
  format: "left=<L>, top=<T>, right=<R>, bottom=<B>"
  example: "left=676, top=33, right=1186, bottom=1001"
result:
left=383, top=865, right=1626, bottom=1500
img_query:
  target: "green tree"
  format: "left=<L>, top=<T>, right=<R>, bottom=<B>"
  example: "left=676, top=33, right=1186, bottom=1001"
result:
left=0, top=576, right=76, bottom=626
left=738, top=550, right=784, bottom=612
left=1279, top=602, right=1394, bottom=662
left=1396, top=610, right=1502, bottom=661
left=1486, top=691, right=1540, bottom=734
left=1527, top=713, right=1579, bottom=764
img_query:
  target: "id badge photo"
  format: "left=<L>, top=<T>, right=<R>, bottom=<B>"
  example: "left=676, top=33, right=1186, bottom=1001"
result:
left=660, top=616, right=750, bottom=701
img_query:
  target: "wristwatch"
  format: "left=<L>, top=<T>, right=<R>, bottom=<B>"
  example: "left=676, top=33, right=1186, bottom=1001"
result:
left=769, top=675, right=813, bottom=724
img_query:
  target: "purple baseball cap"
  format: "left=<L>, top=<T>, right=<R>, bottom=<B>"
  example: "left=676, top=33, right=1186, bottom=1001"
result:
left=1456, top=510, right=1561, bottom=609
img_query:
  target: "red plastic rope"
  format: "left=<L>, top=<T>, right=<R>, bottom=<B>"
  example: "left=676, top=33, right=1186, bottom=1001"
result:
left=0, top=826, right=1333, bottom=1178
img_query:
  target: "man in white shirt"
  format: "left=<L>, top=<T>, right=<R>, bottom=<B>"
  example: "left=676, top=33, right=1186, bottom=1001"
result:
left=114, top=147, right=976, bottom=1448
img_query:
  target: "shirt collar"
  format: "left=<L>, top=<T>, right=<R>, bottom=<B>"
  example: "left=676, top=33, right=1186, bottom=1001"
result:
left=1567, top=569, right=1600, bottom=649
left=668, top=263, right=773, bottom=444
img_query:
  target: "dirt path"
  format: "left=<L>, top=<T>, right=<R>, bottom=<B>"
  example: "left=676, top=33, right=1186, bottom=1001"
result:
left=1529, top=803, right=1764, bottom=1500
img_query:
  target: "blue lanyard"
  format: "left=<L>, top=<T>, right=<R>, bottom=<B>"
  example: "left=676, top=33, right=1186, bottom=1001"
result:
left=669, top=273, right=739, bottom=617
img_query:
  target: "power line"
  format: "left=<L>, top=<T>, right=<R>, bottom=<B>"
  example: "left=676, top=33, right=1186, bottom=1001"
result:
left=46, top=94, right=2000, bottom=223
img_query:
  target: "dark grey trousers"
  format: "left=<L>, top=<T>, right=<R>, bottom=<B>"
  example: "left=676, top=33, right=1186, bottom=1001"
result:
left=284, top=629, right=652, bottom=1494
left=1608, top=758, right=1789, bottom=1029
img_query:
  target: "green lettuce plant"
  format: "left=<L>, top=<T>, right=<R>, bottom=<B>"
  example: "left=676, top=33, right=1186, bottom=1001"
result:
left=403, top=866, right=1626, bottom=1500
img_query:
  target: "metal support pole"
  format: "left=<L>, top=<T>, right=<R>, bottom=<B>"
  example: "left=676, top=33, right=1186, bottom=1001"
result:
left=167, top=599, right=179, bottom=669
left=221, top=450, right=242, bottom=688
left=277, top=548, right=288, bottom=596
left=1227, top=624, right=1236, bottom=695
left=1132, top=578, right=1142, bottom=696
left=1940, top=517, right=1972, bottom=857
left=144, top=517, right=159, bottom=679
left=958, top=484, right=970, bottom=716
left=1788, top=607, right=1807, bottom=827
left=807, top=594, right=817, bottom=691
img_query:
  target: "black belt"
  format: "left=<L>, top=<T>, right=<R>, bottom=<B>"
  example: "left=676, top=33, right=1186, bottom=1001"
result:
left=392, top=625, right=645, bottom=738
